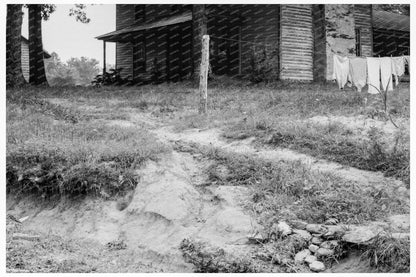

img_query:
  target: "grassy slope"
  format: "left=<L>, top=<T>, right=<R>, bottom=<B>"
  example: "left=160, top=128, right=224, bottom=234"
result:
left=6, top=88, right=168, bottom=198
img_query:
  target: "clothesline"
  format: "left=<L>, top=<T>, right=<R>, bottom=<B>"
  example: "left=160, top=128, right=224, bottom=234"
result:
left=332, top=54, right=409, bottom=94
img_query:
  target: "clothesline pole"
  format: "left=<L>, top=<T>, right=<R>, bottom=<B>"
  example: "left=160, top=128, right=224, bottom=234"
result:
left=199, top=35, right=210, bottom=114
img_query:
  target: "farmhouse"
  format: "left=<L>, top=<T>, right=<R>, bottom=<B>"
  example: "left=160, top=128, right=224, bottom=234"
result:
left=21, top=35, right=51, bottom=82
left=96, top=4, right=409, bottom=83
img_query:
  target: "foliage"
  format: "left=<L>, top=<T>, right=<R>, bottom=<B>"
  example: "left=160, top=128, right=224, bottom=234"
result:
left=91, top=68, right=128, bottom=87
left=66, top=57, right=100, bottom=85
left=46, top=52, right=100, bottom=86
left=69, top=4, right=90, bottom=23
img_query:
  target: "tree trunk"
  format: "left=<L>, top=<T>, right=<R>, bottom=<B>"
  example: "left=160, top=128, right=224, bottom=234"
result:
left=6, top=4, right=26, bottom=88
left=192, top=5, right=207, bottom=81
left=29, top=4, right=48, bottom=86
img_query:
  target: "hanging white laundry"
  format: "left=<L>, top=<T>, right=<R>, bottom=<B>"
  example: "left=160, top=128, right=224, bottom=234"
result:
left=349, top=57, right=367, bottom=92
left=391, top=56, right=405, bottom=86
left=380, top=57, right=393, bottom=92
left=366, top=57, right=381, bottom=94
left=332, top=54, right=350, bottom=89
left=404, top=55, right=410, bottom=74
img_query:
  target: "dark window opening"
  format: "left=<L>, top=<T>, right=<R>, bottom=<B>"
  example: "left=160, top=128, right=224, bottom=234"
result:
left=355, top=28, right=361, bottom=56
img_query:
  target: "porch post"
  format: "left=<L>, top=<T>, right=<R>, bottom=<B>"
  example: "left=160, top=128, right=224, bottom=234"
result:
left=103, top=40, right=106, bottom=75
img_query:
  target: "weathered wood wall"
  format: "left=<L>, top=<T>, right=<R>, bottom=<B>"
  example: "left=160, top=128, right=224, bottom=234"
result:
left=280, top=4, right=314, bottom=81
left=116, top=4, right=134, bottom=79
left=115, top=4, right=377, bottom=83
left=240, top=5, right=280, bottom=78
left=354, top=5, right=373, bottom=57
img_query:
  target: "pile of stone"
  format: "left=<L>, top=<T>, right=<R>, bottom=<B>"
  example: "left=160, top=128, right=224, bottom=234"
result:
left=267, top=216, right=409, bottom=273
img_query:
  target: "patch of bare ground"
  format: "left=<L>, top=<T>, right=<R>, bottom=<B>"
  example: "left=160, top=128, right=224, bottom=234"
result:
left=7, top=144, right=267, bottom=272
left=7, top=102, right=409, bottom=273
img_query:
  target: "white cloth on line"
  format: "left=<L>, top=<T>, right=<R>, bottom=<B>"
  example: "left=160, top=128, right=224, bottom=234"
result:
left=403, top=55, right=410, bottom=73
left=380, top=57, right=393, bottom=92
left=391, top=56, right=405, bottom=86
left=366, top=57, right=381, bottom=94
left=332, top=54, right=350, bottom=89
left=349, top=57, right=367, bottom=92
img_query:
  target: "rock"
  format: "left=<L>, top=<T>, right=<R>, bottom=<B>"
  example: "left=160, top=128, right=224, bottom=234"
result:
left=12, top=233, right=40, bottom=241
left=276, top=221, right=292, bottom=237
left=306, top=224, right=327, bottom=234
left=18, top=216, right=29, bottom=222
left=309, top=261, right=326, bottom=272
left=308, top=244, right=319, bottom=253
left=311, top=237, right=323, bottom=245
left=387, top=214, right=410, bottom=232
left=290, top=220, right=308, bottom=230
left=247, top=233, right=268, bottom=244
left=215, top=207, right=259, bottom=233
left=322, top=225, right=346, bottom=239
left=324, top=218, right=339, bottom=225
left=294, top=249, right=311, bottom=264
left=272, top=253, right=282, bottom=264
left=293, top=229, right=312, bottom=241
left=316, top=248, right=335, bottom=257
left=320, top=240, right=339, bottom=249
left=305, top=254, right=317, bottom=264
left=342, top=225, right=383, bottom=245
left=390, top=233, right=410, bottom=240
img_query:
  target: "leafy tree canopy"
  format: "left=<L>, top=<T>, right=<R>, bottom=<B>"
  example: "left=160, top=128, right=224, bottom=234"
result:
left=46, top=52, right=100, bottom=86
left=23, top=4, right=90, bottom=22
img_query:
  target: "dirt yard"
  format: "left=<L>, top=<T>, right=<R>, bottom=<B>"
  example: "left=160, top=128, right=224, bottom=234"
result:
left=6, top=80, right=410, bottom=273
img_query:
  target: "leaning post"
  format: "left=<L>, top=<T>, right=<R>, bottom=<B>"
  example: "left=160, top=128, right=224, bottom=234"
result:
left=103, top=40, right=106, bottom=76
left=199, top=35, right=209, bottom=114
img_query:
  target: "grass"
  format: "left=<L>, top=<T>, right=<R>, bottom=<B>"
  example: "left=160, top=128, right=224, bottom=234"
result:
left=224, top=118, right=410, bottom=185
left=6, top=80, right=410, bottom=273
left=174, top=141, right=408, bottom=225
left=179, top=238, right=282, bottom=273
left=6, top=226, right=166, bottom=273
left=361, top=234, right=410, bottom=272
left=6, top=88, right=168, bottom=198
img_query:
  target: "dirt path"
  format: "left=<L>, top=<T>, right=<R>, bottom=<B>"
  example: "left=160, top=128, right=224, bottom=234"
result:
left=148, top=124, right=409, bottom=204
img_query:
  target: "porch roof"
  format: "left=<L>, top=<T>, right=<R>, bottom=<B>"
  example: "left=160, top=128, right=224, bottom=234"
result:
left=96, top=11, right=192, bottom=42
left=373, top=10, right=410, bottom=32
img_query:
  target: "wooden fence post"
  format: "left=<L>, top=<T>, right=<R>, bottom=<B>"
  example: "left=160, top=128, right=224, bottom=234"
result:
left=199, top=35, right=209, bottom=114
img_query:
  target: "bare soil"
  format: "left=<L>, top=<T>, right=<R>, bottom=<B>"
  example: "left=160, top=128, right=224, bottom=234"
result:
left=7, top=104, right=409, bottom=273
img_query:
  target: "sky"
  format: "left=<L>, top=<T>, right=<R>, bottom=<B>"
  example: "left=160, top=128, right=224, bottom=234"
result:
left=21, top=4, right=116, bottom=67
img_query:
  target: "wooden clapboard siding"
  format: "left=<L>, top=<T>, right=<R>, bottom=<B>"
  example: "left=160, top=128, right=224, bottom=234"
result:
left=116, top=4, right=134, bottom=79
left=280, top=4, right=313, bottom=80
left=354, top=4, right=373, bottom=57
